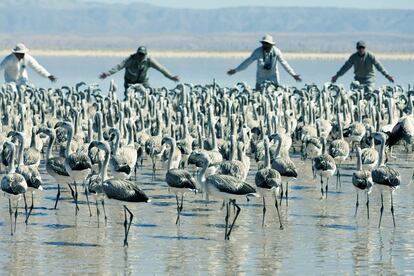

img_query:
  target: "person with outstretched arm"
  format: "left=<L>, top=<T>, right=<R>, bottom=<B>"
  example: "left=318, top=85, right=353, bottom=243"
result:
left=0, top=43, right=57, bottom=86
left=100, top=46, right=179, bottom=99
left=227, top=34, right=301, bottom=90
left=331, top=41, right=394, bottom=90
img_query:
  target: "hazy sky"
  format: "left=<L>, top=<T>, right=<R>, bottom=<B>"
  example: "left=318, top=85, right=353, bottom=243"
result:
left=85, top=0, right=414, bottom=10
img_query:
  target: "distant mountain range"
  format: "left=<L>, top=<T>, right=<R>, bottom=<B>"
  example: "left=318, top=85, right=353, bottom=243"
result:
left=1, top=0, right=413, bottom=52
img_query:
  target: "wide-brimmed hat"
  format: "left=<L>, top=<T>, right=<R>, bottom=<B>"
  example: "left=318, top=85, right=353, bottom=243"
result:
left=12, top=43, right=29, bottom=54
left=260, top=34, right=275, bottom=45
left=137, top=46, right=147, bottom=55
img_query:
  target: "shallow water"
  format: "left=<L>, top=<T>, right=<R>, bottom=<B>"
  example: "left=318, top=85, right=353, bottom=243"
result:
left=28, top=57, right=414, bottom=94
left=1, top=145, right=414, bottom=274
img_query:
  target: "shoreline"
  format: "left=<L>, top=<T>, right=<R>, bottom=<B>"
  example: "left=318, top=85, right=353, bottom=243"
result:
left=1, top=49, right=414, bottom=60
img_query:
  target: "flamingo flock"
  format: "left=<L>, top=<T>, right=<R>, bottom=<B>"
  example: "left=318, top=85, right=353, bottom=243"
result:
left=0, top=81, right=410, bottom=245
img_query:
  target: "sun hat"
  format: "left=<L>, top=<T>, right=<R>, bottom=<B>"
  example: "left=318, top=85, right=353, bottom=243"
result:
left=260, top=34, right=275, bottom=45
left=12, top=43, right=29, bottom=54
left=356, top=41, right=366, bottom=48
left=137, top=46, right=147, bottom=55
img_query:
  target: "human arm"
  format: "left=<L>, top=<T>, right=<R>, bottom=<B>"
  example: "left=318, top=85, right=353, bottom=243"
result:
left=26, top=55, right=51, bottom=78
left=26, top=55, right=57, bottom=82
left=100, top=58, right=127, bottom=79
left=276, top=49, right=301, bottom=81
left=332, top=55, right=354, bottom=82
left=149, top=57, right=179, bottom=81
left=372, top=54, right=394, bottom=82
left=0, top=57, right=7, bottom=73
left=228, top=50, right=258, bottom=75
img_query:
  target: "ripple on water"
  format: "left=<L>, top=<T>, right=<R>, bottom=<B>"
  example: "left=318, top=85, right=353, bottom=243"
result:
left=151, top=195, right=175, bottom=200
left=44, top=224, right=74, bottom=229
left=152, top=201, right=175, bottom=207
left=150, top=235, right=211, bottom=241
left=134, top=223, right=157, bottom=228
left=320, top=224, right=357, bottom=231
left=44, top=241, right=100, bottom=247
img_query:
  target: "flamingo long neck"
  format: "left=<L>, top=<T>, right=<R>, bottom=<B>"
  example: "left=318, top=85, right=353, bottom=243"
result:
left=337, top=113, right=344, bottom=139
left=97, top=114, right=103, bottom=141
left=198, top=161, right=209, bottom=194
left=16, top=134, right=24, bottom=166
left=274, top=136, right=282, bottom=159
left=113, top=130, right=120, bottom=155
left=65, top=126, right=74, bottom=157
left=229, top=136, right=236, bottom=161
left=8, top=145, right=16, bottom=174
left=87, top=119, right=93, bottom=143
left=167, top=140, right=176, bottom=170
left=356, top=147, right=362, bottom=171
left=264, top=139, right=271, bottom=169
left=45, top=133, right=55, bottom=162
left=127, top=124, right=133, bottom=145
left=101, top=147, right=110, bottom=181
left=211, top=117, right=217, bottom=150
left=30, top=127, right=37, bottom=148
left=378, top=137, right=386, bottom=167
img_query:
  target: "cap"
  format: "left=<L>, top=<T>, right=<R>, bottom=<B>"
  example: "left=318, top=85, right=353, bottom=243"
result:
left=12, top=43, right=29, bottom=54
left=356, top=41, right=366, bottom=48
left=137, top=46, right=147, bottom=55
left=260, top=34, right=275, bottom=45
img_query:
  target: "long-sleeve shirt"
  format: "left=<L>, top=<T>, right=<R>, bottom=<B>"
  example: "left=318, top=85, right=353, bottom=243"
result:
left=0, top=53, right=51, bottom=85
left=106, top=54, right=175, bottom=86
left=336, top=51, right=389, bottom=80
left=234, top=46, right=296, bottom=86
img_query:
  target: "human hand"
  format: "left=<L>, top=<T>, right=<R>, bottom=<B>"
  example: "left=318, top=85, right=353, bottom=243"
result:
left=48, top=75, right=57, bottom=82
left=171, top=75, right=180, bottom=82
left=99, top=72, right=108, bottom=80
left=293, top=74, right=302, bottom=82
left=227, top=69, right=236, bottom=75
left=331, top=75, right=338, bottom=83
left=386, top=75, right=394, bottom=83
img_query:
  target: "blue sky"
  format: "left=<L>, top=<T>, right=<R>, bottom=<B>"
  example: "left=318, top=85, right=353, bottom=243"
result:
left=85, top=0, right=414, bottom=9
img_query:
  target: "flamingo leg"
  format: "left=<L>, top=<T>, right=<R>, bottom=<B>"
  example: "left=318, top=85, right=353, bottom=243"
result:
left=354, top=193, right=359, bottom=218
left=274, top=190, right=283, bottom=230
left=391, top=191, right=396, bottom=228
left=123, top=206, right=128, bottom=246
left=366, top=193, right=370, bottom=220
left=54, top=184, right=61, bottom=209
left=226, top=200, right=241, bottom=240
left=262, top=197, right=266, bottom=227
left=96, top=200, right=100, bottom=227
left=101, top=200, right=108, bottom=224
left=84, top=184, right=92, bottom=217
left=14, top=201, right=18, bottom=234
left=25, top=192, right=34, bottom=224
left=23, top=194, right=28, bottom=221
left=175, top=195, right=181, bottom=225
left=8, top=198, right=13, bottom=235
left=285, top=182, right=289, bottom=206
left=320, top=176, right=324, bottom=197
left=74, top=182, right=79, bottom=215
left=124, top=205, right=134, bottom=247
left=224, top=201, right=229, bottom=240
left=379, top=193, right=384, bottom=228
